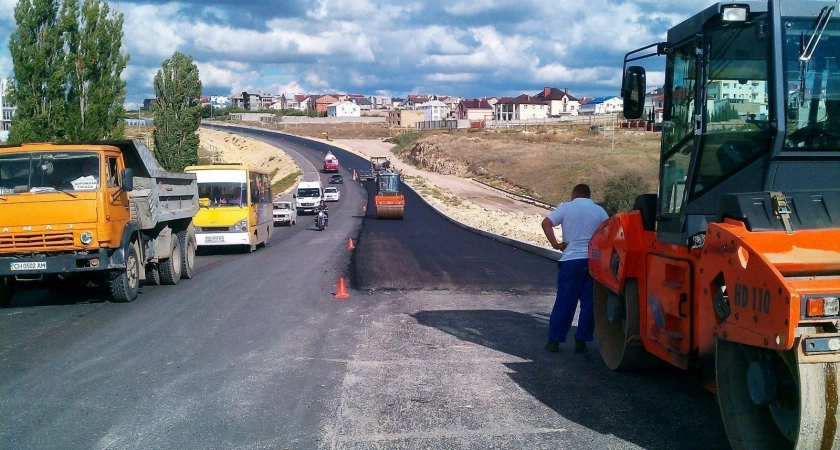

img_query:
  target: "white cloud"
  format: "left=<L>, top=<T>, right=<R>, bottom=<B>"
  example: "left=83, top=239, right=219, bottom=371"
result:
left=420, top=27, right=535, bottom=71
left=119, top=4, right=186, bottom=59
left=265, top=81, right=305, bottom=96
left=425, top=73, right=475, bottom=83
left=195, top=61, right=262, bottom=91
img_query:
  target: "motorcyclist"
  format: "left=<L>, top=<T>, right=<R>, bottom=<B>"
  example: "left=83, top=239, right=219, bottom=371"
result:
left=316, top=200, right=329, bottom=228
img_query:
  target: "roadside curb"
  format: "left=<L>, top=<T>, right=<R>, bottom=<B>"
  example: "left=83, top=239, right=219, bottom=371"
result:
left=468, top=178, right=554, bottom=210
left=204, top=121, right=561, bottom=263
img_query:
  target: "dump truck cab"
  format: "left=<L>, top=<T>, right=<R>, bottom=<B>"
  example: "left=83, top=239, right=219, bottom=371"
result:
left=589, top=2, right=840, bottom=449
left=0, top=141, right=198, bottom=306
left=0, top=143, right=135, bottom=268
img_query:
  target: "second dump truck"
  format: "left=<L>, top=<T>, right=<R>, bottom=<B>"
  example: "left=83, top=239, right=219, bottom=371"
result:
left=0, top=140, right=199, bottom=307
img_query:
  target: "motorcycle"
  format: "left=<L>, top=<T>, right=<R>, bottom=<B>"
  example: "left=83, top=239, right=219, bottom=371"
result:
left=315, top=209, right=328, bottom=231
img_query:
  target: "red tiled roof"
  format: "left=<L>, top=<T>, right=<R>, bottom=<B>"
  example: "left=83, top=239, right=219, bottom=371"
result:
left=497, top=94, right=546, bottom=105
left=535, top=87, right=579, bottom=102
left=461, top=99, right=492, bottom=109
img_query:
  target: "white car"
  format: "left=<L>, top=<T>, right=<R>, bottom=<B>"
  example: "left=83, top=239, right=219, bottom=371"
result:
left=273, top=201, right=297, bottom=226
left=323, top=187, right=340, bottom=202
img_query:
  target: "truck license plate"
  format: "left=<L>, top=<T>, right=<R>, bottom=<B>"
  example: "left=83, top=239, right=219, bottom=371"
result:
left=11, top=261, right=47, bottom=271
left=205, top=236, right=224, bottom=243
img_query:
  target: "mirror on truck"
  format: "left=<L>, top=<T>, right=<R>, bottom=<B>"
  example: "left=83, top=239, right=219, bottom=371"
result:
left=120, top=168, right=134, bottom=191
left=622, top=66, right=646, bottom=120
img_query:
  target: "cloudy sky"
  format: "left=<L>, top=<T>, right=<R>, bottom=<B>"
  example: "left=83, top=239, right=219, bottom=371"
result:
left=0, top=0, right=703, bottom=105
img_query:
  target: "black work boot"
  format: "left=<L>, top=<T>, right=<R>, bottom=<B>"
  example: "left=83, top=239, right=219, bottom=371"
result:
left=574, top=341, right=588, bottom=354
left=544, top=341, right=560, bottom=353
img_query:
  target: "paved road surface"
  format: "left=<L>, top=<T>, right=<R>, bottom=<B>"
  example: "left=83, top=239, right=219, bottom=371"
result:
left=0, top=127, right=730, bottom=449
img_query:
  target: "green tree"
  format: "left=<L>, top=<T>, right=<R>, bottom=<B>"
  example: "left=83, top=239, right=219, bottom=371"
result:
left=64, top=0, right=129, bottom=140
left=7, top=0, right=69, bottom=143
left=153, top=52, right=203, bottom=172
left=6, top=0, right=128, bottom=144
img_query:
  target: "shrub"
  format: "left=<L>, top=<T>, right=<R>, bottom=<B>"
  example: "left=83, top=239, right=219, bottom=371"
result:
left=271, top=170, right=301, bottom=195
left=385, top=132, right=422, bottom=151
left=600, top=171, right=652, bottom=216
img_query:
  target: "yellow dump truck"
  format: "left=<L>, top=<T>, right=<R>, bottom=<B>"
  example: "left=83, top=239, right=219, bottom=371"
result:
left=0, top=140, right=199, bottom=307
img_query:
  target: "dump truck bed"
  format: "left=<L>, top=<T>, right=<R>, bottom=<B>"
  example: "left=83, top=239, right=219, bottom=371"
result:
left=104, top=140, right=199, bottom=230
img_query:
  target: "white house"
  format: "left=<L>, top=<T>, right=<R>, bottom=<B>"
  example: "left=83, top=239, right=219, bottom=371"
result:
left=457, top=99, right=494, bottom=121
left=534, top=87, right=581, bottom=116
left=368, top=95, right=391, bottom=109
left=327, top=101, right=360, bottom=117
left=579, top=96, right=623, bottom=115
left=0, top=78, right=15, bottom=142
left=494, top=95, right=549, bottom=121
left=417, top=100, right=448, bottom=121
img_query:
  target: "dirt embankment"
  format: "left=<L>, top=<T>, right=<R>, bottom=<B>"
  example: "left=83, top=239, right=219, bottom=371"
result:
left=392, top=128, right=660, bottom=205
left=197, top=128, right=301, bottom=195
left=400, top=141, right=471, bottom=177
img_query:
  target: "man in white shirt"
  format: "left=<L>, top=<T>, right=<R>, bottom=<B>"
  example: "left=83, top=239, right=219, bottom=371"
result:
left=541, top=184, right=609, bottom=354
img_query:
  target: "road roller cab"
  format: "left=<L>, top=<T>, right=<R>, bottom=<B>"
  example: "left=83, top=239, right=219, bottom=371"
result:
left=588, top=1, right=840, bottom=448
left=374, top=171, right=404, bottom=220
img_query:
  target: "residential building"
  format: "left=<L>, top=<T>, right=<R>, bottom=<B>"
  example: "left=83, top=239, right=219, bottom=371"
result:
left=579, top=96, right=623, bottom=115
left=143, top=98, right=157, bottom=111
left=494, top=95, right=549, bottom=121
left=369, top=95, right=391, bottom=109
left=387, top=109, right=425, bottom=128
left=351, top=97, right=373, bottom=111
left=438, top=96, right=462, bottom=113
left=401, top=95, right=430, bottom=110
left=313, top=95, right=339, bottom=114
left=209, top=96, right=231, bottom=108
left=417, top=100, right=448, bottom=121
left=232, top=92, right=262, bottom=110
left=0, top=79, right=15, bottom=142
left=534, top=87, right=581, bottom=116
left=327, top=101, right=361, bottom=117
left=390, top=98, right=405, bottom=109
left=457, top=99, right=494, bottom=121
left=644, top=87, right=664, bottom=123
left=706, top=79, right=769, bottom=119
left=280, top=93, right=309, bottom=111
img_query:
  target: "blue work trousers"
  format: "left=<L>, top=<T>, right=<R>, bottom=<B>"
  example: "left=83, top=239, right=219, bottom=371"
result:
left=548, top=258, right=595, bottom=343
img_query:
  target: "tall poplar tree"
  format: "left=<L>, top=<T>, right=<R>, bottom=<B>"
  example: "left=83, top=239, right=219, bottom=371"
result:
left=64, top=0, right=129, bottom=140
left=152, top=52, right=203, bottom=172
left=6, top=0, right=128, bottom=144
left=7, top=0, right=68, bottom=143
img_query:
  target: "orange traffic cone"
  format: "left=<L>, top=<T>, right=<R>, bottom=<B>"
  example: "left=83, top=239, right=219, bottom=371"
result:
left=335, top=277, right=349, bottom=299
left=347, top=239, right=355, bottom=250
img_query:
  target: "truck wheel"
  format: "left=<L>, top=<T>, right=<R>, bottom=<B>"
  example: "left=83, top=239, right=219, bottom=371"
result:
left=109, top=244, right=140, bottom=303
left=0, top=276, right=15, bottom=308
left=177, top=230, right=196, bottom=280
left=145, top=264, right=161, bottom=285
left=159, top=237, right=182, bottom=285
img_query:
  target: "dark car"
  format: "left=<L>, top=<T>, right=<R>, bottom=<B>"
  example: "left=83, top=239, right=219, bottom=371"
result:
left=329, top=174, right=343, bottom=184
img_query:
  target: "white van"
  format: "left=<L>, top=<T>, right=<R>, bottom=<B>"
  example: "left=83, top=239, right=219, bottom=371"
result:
left=295, top=180, right=323, bottom=214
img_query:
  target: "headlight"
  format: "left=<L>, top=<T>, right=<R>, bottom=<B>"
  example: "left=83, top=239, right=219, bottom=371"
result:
left=233, top=219, right=248, bottom=231
left=805, top=295, right=840, bottom=317
left=80, top=231, right=94, bottom=245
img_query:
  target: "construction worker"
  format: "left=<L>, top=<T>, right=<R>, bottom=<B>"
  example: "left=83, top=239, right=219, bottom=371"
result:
left=541, top=184, right=608, bottom=354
